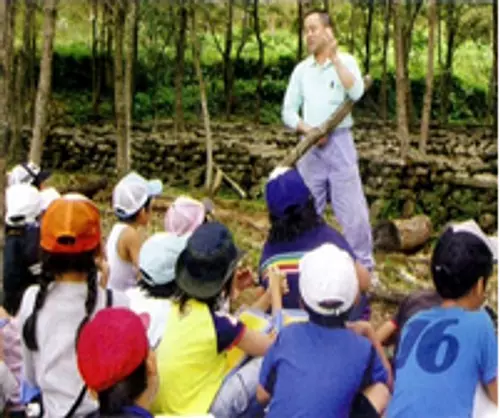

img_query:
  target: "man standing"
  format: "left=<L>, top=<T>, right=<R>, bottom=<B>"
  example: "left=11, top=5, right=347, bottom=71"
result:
left=282, top=9, right=374, bottom=274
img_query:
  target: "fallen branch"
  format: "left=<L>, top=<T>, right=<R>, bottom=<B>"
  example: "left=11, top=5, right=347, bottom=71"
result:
left=213, top=163, right=247, bottom=199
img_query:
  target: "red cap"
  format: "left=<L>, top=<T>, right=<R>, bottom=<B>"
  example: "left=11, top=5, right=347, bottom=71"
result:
left=41, top=194, right=101, bottom=254
left=76, top=308, right=149, bottom=392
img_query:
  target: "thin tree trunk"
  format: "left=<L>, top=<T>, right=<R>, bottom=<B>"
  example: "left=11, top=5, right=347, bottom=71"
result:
left=174, top=2, right=188, bottom=134
left=114, top=0, right=128, bottom=175
left=91, top=0, right=99, bottom=116
left=0, top=0, right=13, bottom=280
left=297, top=0, right=303, bottom=60
left=419, top=0, right=436, bottom=153
left=6, top=0, right=16, bottom=154
left=29, top=0, right=58, bottom=165
left=254, top=0, right=265, bottom=124
left=323, top=0, right=329, bottom=15
left=393, top=0, right=409, bottom=159
left=191, top=5, right=213, bottom=191
left=489, top=0, right=497, bottom=128
left=223, top=0, right=234, bottom=118
left=437, top=1, right=442, bottom=70
left=10, top=0, right=34, bottom=162
left=29, top=6, right=37, bottom=126
left=380, top=0, right=391, bottom=121
left=363, top=0, right=374, bottom=74
left=124, top=0, right=137, bottom=173
left=105, top=2, right=114, bottom=92
left=349, top=1, right=356, bottom=54
left=440, top=0, right=456, bottom=125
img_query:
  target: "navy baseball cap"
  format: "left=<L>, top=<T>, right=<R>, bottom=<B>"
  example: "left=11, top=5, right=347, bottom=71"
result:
left=265, top=167, right=311, bottom=218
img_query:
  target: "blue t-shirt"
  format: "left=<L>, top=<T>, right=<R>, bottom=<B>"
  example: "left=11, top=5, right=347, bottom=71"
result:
left=259, top=321, right=388, bottom=418
left=387, top=307, right=498, bottom=418
left=259, top=224, right=356, bottom=309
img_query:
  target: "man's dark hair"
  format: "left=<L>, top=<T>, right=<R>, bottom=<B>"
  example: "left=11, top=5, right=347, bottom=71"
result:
left=117, top=197, right=152, bottom=224
left=303, top=9, right=332, bottom=27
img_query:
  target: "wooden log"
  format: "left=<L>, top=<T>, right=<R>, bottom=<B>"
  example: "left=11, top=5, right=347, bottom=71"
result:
left=279, top=75, right=373, bottom=167
left=373, top=215, right=433, bottom=252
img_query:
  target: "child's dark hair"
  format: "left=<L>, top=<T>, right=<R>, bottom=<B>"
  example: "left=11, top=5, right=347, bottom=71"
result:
left=175, top=272, right=234, bottom=314
left=22, top=250, right=99, bottom=351
left=117, top=197, right=152, bottom=223
left=98, top=361, right=147, bottom=415
left=431, top=229, right=494, bottom=300
left=138, top=278, right=178, bottom=299
left=268, top=198, right=323, bottom=244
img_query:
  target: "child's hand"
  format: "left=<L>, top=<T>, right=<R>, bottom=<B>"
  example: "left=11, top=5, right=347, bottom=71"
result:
left=267, top=266, right=288, bottom=296
left=234, top=267, right=256, bottom=292
left=346, top=320, right=375, bottom=338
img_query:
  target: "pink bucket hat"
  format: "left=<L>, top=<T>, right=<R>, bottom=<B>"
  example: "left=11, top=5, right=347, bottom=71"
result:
left=164, top=196, right=210, bottom=236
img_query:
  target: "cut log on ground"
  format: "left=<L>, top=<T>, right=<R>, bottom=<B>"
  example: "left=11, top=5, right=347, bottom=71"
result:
left=59, top=177, right=108, bottom=199
left=373, top=215, right=433, bottom=252
left=279, top=75, right=373, bottom=168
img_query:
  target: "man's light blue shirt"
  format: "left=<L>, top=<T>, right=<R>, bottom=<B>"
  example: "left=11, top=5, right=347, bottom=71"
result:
left=282, top=52, right=364, bottom=131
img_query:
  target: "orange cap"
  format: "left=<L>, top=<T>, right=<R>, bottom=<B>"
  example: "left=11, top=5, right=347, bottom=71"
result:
left=41, top=193, right=101, bottom=254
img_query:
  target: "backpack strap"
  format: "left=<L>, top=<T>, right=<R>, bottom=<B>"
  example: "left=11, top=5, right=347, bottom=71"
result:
left=106, top=288, right=113, bottom=307
left=63, top=384, right=87, bottom=418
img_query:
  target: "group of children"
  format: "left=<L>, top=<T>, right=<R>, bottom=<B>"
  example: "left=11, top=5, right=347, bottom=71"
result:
left=0, top=161, right=497, bottom=418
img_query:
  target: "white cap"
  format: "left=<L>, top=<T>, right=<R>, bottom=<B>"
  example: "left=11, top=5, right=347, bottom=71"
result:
left=8, top=162, right=50, bottom=187
left=5, top=184, right=42, bottom=226
left=112, top=171, right=163, bottom=218
left=299, top=244, right=358, bottom=316
left=451, top=220, right=497, bottom=262
left=39, top=187, right=61, bottom=211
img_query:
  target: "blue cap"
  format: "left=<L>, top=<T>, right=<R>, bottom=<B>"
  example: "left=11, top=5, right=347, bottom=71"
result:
left=139, top=232, right=188, bottom=286
left=265, top=168, right=311, bottom=218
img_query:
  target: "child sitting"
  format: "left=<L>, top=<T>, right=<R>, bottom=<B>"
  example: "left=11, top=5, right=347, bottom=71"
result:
left=257, top=243, right=391, bottom=418
left=3, top=184, right=42, bottom=316
left=107, top=172, right=162, bottom=291
left=152, top=222, right=274, bottom=417
left=164, top=195, right=212, bottom=236
left=387, top=220, right=498, bottom=417
left=76, top=307, right=158, bottom=417
left=126, top=232, right=188, bottom=348
left=18, top=194, right=130, bottom=417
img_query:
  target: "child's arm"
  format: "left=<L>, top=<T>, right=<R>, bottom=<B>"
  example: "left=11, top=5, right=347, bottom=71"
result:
left=119, top=227, right=144, bottom=268
left=256, top=336, right=280, bottom=406
left=237, top=328, right=273, bottom=357
left=347, top=321, right=394, bottom=390
left=256, top=384, right=271, bottom=406
left=355, top=262, right=371, bottom=293
left=249, top=267, right=288, bottom=313
left=485, top=379, right=497, bottom=405
left=375, top=320, right=398, bottom=346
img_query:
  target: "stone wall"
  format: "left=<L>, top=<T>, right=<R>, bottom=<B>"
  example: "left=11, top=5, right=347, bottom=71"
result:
left=22, top=119, right=497, bottom=232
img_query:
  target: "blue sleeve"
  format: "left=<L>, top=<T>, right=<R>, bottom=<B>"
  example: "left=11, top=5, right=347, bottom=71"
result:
left=210, top=311, right=246, bottom=354
left=369, top=348, right=389, bottom=386
left=259, top=336, right=279, bottom=394
left=478, top=310, right=498, bottom=384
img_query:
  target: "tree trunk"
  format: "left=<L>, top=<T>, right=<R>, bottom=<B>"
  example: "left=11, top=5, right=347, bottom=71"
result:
left=0, top=0, right=13, bottom=282
left=363, top=0, right=374, bottom=74
left=297, top=0, right=303, bottom=61
left=349, top=1, right=356, bottom=54
left=437, top=1, right=442, bottom=70
left=29, top=5, right=37, bottom=125
left=10, top=0, right=34, bottom=162
left=191, top=5, right=213, bottom=192
left=6, top=0, right=16, bottom=156
left=253, top=0, right=265, bottom=124
left=393, top=0, right=409, bottom=159
left=223, top=0, right=234, bottom=118
left=439, top=0, right=456, bottom=125
left=323, top=0, right=329, bottom=15
left=419, top=0, right=436, bottom=153
left=29, top=0, right=58, bottom=165
left=124, top=0, right=137, bottom=173
left=114, top=0, right=128, bottom=175
left=105, top=2, right=114, bottom=92
left=380, top=0, right=391, bottom=121
left=174, top=2, right=188, bottom=134
left=489, top=0, right=497, bottom=129
left=91, top=0, right=100, bottom=116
